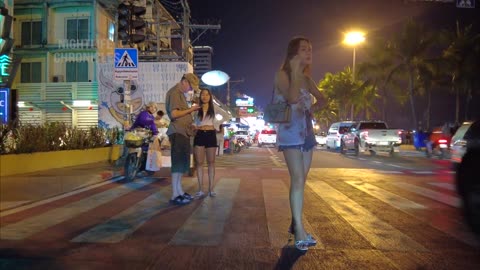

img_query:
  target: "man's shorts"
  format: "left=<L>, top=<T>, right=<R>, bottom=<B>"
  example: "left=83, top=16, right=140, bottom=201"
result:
left=194, top=130, right=217, bottom=148
left=169, top=133, right=191, bottom=173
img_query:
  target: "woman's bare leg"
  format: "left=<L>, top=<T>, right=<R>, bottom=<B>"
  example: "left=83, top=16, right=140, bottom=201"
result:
left=283, top=148, right=307, bottom=241
left=205, top=147, right=217, bottom=193
left=194, top=146, right=206, bottom=192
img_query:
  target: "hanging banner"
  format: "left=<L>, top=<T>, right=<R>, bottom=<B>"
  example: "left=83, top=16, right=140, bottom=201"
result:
left=97, top=57, right=192, bottom=129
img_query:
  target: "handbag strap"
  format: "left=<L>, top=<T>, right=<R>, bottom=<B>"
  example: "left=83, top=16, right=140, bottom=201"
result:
left=270, top=86, right=276, bottom=103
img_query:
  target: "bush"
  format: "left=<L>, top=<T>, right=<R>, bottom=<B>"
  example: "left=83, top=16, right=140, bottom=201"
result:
left=0, top=122, right=123, bottom=155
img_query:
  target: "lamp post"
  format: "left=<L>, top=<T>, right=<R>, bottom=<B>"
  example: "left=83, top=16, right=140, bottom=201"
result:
left=343, top=31, right=365, bottom=120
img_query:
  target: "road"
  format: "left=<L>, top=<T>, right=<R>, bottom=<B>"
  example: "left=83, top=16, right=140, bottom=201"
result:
left=0, top=145, right=478, bottom=269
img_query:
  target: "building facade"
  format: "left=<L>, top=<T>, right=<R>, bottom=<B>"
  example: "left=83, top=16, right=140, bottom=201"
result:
left=193, top=45, right=212, bottom=80
left=12, top=0, right=119, bottom=128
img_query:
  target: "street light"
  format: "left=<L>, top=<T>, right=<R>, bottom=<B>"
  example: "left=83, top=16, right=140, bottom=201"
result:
left=343, top=31, right=365, bottom=120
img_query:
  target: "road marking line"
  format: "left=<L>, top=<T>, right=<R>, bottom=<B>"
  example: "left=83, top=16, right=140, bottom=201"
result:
left=386, top=164, right=408, bottom=169
left=372, top=161, right=383, bottom=164
left=0, top=178, right=156, bottom=240
left=428, top=182, right=455, bottom=191
left=307, top=181, right=428, bottom=252
left=346, top=181, right=426, bottom=210
left=392, top=182, right=460, bottom=207
left=71, top=179, right=196, bottom=243
left=376, top=170, right=403, bottom=174
left=358, top=158, right=367, bottom=161
left=169, top=178, right=240, bottom=246
left=412, top=171, right=434, bottom=175
left=262, top=179, right=323, bottom=249
left=0, top=176, right=124, bottom=217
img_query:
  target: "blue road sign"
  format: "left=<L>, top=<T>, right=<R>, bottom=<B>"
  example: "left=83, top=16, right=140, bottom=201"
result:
left=114, top=48, right=138, bottom=80
left=0, top=88, right=9, bottom=124
left=114, top=48, right=138, bottom=68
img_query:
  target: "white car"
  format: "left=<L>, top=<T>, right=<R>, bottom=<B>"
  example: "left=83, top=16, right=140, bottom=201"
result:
left=258, top=129, right=277, bottom=147
left=326, top=121, right=356, bottom=149
left=315, top=132, right=327, bottom=146
left=451, top=120, right=480, bottom=168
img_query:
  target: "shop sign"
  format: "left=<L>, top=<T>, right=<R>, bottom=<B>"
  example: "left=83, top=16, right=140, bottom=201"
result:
left=0, top=88, right=9, bottom=123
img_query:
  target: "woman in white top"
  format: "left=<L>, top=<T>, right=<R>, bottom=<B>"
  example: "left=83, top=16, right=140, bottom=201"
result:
left=193, top=89, right=219, bottom=197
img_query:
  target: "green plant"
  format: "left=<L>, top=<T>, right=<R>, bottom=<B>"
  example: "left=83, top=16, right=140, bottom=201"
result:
left=0, top=122, right=119, bottom=155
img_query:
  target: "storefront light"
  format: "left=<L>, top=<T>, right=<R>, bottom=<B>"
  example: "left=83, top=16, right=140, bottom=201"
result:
left=73, top=100, right=91, bottom=107
left=17, top=101, right=25, bottom=107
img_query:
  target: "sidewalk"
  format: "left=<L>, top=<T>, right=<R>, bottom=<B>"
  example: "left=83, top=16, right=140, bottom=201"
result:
left=0, top=162, right=124, bottom=211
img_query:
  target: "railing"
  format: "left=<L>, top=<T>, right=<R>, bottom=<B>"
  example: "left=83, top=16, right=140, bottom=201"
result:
left=15, top=82, right=98, bottom=102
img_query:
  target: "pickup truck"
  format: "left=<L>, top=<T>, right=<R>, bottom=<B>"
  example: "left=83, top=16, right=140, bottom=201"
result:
left=340, top=121, right=402, bottom=156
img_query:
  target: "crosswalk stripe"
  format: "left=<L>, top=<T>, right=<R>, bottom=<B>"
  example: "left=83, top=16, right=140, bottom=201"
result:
left=392, top=182, right=460, bottom=207
left=428, top=182, right=456, bottom=191
left=307, top=181, right=428, bottom=252
left=169, top=178, right=240, bottom=246
left=0, top=201, right=31, bottom=211
left=0, top=176, right=123, bottom=217
left=345, top=181, right=426, bottom=210
left=0, top=178, right=156, bottom=240
left=70, top=179, right=197, bottom=243
left=262, top=179, right=323, bottom=249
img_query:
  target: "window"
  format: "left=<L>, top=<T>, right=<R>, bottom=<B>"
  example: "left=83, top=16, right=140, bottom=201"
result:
left=108, top=22, right=115, bottom=42
left=20, top=62, right=41, bottom=83
left=66, top=18, right=89, bottom=42
left=21, top=21, right=42, bottom=46
left=66, top=61, right=88, bottom=82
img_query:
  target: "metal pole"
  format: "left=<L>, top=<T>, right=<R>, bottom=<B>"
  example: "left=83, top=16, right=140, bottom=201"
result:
left=350, top=47, right=356, bottom=120
left=227, top=79, right=230, bottom=108
left=124, top=79, right=131, bottom=129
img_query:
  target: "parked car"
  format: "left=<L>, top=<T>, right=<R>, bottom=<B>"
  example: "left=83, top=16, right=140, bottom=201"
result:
left=325, top=121, right=356, bottom=149
left=451, top=120, right=480, bottom=169
left=315, top=132, right=327, bottom=146
left=455, top=143, right=480, bottom=237
left=258, top=129, right=277, bottom=147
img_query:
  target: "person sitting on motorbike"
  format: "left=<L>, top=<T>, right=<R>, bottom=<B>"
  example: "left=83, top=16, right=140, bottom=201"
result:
left=129, top=102, right=159, bottom=173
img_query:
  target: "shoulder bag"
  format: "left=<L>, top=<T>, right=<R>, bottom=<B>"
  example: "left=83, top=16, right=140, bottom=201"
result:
left=264, top=87, right=291, bottom=123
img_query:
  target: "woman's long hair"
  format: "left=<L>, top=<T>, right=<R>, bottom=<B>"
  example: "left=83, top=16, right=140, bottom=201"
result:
left=198, top=88, right=215, bottom=120
left=280, top=36, right=312, bottom=81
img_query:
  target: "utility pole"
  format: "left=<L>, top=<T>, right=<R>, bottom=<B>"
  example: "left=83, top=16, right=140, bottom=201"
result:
left=180, top=0, right=220, bottom=62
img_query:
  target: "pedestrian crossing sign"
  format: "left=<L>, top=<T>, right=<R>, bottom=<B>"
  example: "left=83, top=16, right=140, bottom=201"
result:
left=114, top=48, right=138, bottom=81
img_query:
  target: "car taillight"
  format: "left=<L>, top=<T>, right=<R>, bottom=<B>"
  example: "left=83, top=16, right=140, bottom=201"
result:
left=438, top=139, right=448, bottom=144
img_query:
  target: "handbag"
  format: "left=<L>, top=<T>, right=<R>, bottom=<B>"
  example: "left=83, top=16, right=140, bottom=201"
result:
left=264, top=87, right=291, bottom=123
left=146, top=139, right=162, bottom=171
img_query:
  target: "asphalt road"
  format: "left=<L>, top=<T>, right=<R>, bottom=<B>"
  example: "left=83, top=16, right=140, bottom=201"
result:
left=0, top=145, right=478, bottom=269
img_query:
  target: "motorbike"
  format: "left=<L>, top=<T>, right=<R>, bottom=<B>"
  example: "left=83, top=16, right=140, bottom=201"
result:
left=232, top=136, right=246, bottom=153
left=425, top=127, right=451, bottom=159
left=123, top=128, right=154, bottom=181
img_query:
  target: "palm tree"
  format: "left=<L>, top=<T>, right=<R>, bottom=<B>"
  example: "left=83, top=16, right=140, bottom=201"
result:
left=442, top=21, right=480, bottom=123
left=351, top=82, right=379, bottom=120
left=358, top=37, right=402, bottom=121
left=385, top=19, right=436, bottom=129
left=415, top=59, right=445, bottom=130
left=319, top=71, right=352, bottom=120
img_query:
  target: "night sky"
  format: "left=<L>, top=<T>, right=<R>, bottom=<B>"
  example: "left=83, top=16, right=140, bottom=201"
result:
left=185, top=0, right=480, bottom=127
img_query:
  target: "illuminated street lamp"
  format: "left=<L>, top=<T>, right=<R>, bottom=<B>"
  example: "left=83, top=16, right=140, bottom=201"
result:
left=201, top=70, right=243, bottom=108
left=343, top=31, right=365, bottom=120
